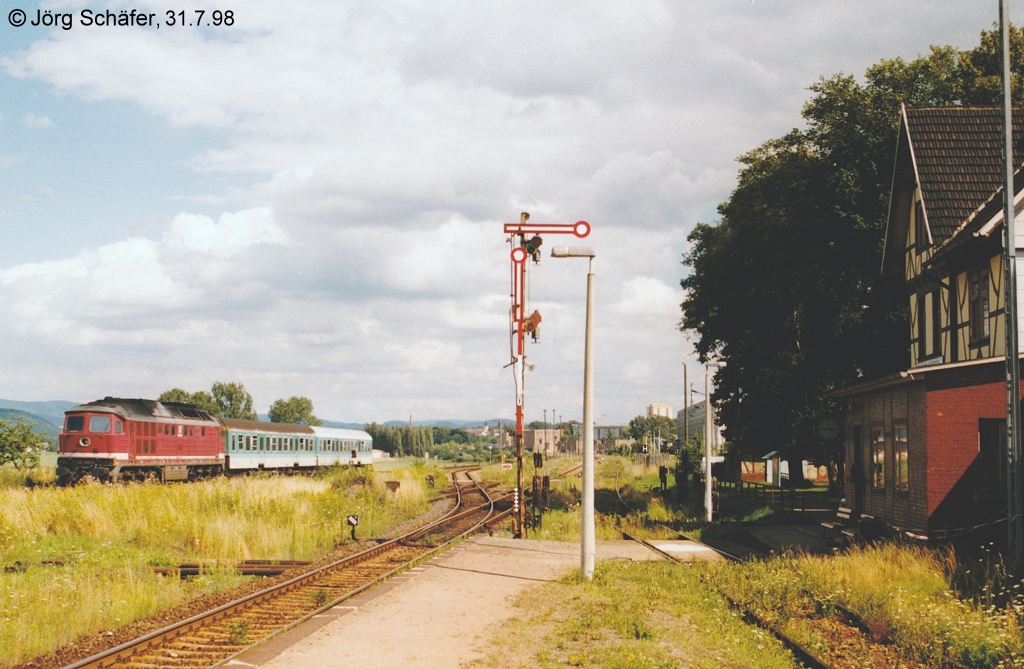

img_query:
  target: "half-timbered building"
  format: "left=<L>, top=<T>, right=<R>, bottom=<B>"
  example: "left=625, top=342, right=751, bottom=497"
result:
left=838, top=105, right=1024, bottom=540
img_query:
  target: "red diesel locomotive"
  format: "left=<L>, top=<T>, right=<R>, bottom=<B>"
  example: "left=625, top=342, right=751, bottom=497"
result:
left=57, top=397, right=224, bottom=485
left=56, top=396, right=375, bottom=485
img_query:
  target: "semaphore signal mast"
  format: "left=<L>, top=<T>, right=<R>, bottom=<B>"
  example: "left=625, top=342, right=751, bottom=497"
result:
left=504, top=212, right=590, bottom=537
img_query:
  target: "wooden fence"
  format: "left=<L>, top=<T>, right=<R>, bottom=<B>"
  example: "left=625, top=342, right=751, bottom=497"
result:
left=716, top=478, right=812, bottom=512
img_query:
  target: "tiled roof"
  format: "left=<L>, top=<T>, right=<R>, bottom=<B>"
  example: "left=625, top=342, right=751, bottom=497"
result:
left=906, top=106, right=1024, bottom=243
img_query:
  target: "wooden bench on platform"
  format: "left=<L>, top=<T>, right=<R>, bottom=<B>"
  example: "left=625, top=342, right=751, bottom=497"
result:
left=821, top=505, right=854, bottom=545
left=845, top=513, right=885, bottom=543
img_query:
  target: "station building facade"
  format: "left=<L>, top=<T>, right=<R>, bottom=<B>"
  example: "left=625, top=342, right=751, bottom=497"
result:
left=838, top=105, right=1024, bottom=540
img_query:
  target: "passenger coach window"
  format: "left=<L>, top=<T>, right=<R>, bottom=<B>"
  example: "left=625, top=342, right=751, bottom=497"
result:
left=89, top=416, right=111, bottom=433
left=66, top=416, right=85, bottom=432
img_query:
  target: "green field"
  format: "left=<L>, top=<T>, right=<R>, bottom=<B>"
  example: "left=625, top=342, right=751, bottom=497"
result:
left=0, top=463, right=448, bottom=667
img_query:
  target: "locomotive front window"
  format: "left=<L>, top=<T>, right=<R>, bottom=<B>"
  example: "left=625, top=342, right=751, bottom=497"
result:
left=89, top=416, right=111, bottom=433
left=65, top=416, right=85, bottom=432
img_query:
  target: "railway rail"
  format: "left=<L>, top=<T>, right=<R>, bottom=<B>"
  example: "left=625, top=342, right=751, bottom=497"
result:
left=58, top=467, right=495, bottom=669
left=623, top=531, right=832, bottom=669
left=608, top=462, right=920, bottom=669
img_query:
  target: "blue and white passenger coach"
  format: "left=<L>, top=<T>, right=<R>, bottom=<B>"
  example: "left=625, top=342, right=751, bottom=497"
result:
left=221, top=418, right=373, bottom=471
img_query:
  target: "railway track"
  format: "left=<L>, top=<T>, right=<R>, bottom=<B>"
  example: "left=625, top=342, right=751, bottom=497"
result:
left=623, top=531, right=833, bottom=669
left=59, top=468, right=495, bottom=669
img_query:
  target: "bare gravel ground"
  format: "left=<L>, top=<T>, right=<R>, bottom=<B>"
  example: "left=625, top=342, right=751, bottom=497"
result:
left=232, top=537, right=664, bottom=669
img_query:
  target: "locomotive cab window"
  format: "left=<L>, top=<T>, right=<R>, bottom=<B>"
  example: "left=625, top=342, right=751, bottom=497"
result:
left=89, top=416, right=111, bottom=433
left=114, top=420, right=124, bottom=434
left=65, top=416, right=85, bottom=432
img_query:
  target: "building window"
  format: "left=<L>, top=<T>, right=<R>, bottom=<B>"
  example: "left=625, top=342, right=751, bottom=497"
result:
left=917, top=289, right=943, bottom=361
left=969, top=268, right=990, bottom=343
left=894, top=424, right=908, bottom=491
left=872, top=427, right=885, bottom=488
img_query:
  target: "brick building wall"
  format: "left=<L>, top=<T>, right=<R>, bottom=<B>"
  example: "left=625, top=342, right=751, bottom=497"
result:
left=923, top=362, right=1010, bottom=534
left=842, top=359, right=1017, bottom=538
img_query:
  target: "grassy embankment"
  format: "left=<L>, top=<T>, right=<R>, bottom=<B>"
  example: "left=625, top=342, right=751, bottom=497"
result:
left=0, top=460, right=446, bottom=667
left=474, top=559, right=801, bottom=669
left=476, top=455, right=1024, bottom=669
left=712, top=543, right=1024, bottom=669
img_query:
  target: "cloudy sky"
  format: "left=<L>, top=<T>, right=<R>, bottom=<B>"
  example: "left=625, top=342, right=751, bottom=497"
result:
left=0, top=1, right=1015, bottom=425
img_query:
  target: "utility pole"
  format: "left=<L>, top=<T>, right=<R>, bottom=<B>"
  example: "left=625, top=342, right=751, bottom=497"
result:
left=683, top=363, right=688, bottom=447
left=551, top=245, right=596, bottom=579
left=1000, top=0, right=1024, bottom=565
left=705, top=364, right=713, bottom=521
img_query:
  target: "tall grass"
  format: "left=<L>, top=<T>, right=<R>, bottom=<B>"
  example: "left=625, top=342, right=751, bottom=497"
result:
left=478, top=560, right=800, bottom=669
left=708, top=544, right=1024, bottom=669
left=0, top=467, right=440, bottom=667
left=0, top=464, right=55, bottom=490
left=0, top=559, right=245, bottom=665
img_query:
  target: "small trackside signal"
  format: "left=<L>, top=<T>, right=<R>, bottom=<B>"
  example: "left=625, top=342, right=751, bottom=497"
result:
left=523, top=310, right=542, bottom=341
left=524, top=234, right=543, bottom=261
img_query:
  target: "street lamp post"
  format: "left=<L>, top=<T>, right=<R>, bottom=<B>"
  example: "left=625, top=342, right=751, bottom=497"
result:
left=703, top=360, right=724, bottom=522
left=705, top=364, right=713, bottom=521
left=551, top=245, right=596, bottom=580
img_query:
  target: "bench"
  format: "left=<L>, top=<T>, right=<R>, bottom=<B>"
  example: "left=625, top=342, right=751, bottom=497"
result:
left=821, top=505, right=854, bottom=544
left=834, top=511, right=885, bottom=545
left=855, top=513, right=885, bottom=541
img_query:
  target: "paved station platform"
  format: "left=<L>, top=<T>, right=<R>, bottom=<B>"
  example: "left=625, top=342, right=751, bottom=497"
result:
left=225, top=536, right=675, bottom=669
left=645, top=537, right=727, bottom=561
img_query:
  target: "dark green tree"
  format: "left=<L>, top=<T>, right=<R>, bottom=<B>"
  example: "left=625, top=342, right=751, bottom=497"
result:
left=680, top=26, right=1024, bottom=486
left=432, top=426, right=469, bottom=445
left=158, top=388, right=219, bottom=416
left=268, top=396, right=322, bottom=426
left=0, top=416, right=42, bottom=470
left=363, top=423, right=433, bottom=457
left=211, top=381, right=257, bottom=420
left=625, top=415, right=676, bottom=451
left=159, top=383, right=254, bottom=419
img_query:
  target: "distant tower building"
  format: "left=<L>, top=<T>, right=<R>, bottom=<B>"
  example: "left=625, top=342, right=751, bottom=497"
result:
left=647, top=403, right=672, bottom=419
left=524, top=428, right=561, bottom=456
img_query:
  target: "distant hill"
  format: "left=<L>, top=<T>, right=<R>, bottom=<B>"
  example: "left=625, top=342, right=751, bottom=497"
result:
left=380, top=419, right=514, bottom=429
left=320, top=420, right=367, bottom=429
left=0, top=408, right=62, bottom=440
left=0, top=399, right=511, bottom=433
left=0, top=399, right=77, bottom=430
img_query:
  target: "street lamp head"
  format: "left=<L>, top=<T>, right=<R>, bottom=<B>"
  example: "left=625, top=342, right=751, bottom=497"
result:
left=551, top=246, right=595, bottom=259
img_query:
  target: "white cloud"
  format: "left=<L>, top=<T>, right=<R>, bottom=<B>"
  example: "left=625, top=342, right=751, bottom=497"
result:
left=22, top=114, right=52, bottom=128
left=0, top=207, right=292, bottom=341
left=613, top=277, right=681, bottom=317
left=166, top=208, right=290, bottom=258
left=0, top=0, right=1014, bottom=421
